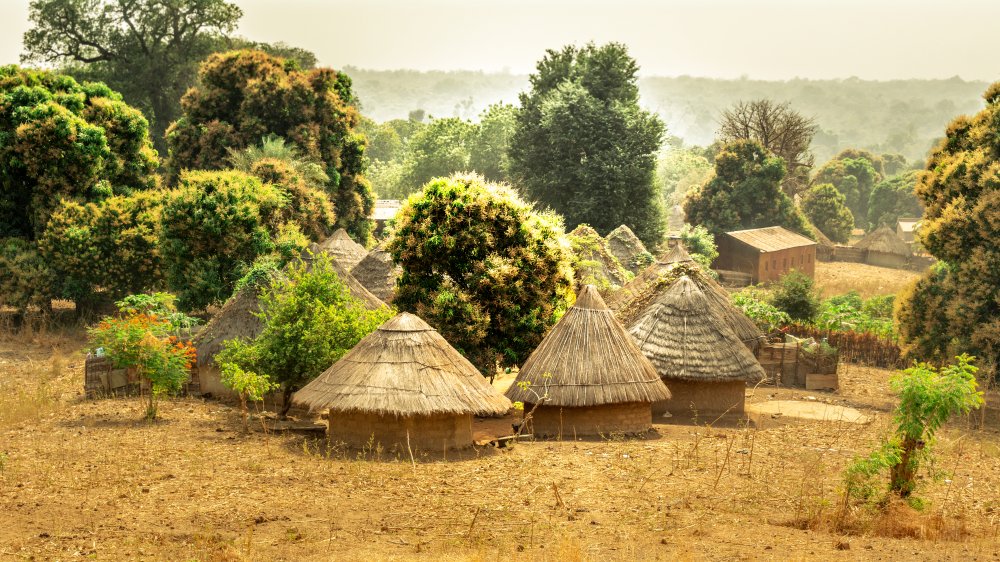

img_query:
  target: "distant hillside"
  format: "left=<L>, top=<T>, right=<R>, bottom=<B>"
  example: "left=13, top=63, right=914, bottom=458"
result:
left=345, top=67, right=989, bottom=163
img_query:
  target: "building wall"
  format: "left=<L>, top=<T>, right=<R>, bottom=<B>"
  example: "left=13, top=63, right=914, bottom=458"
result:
left=715, top=237, right=816, bottom=283
left=526, top=402, right=652, bottom=438
left=652, top=380, right=746, bottom=417
left=866, top=251, right=909, bottom=270
left=327, top=410, right=473, bottom=450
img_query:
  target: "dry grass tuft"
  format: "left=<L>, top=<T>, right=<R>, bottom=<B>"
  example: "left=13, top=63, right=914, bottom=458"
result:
left=814, top=261, right=920, bottom=299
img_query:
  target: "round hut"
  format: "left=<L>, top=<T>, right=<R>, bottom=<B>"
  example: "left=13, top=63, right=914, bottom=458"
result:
left=608, top=252, right=764, bottom=354
left=505, top=285, right=671, bottom=437
left=317, top=228, right=368, bottom=270
left=350, top=243, right=400, bottom=303
left=628, top=275, right=765, bottom=416
left=855, top=225, right=912, bottom=269
left=606, top=224, right=653, bottom=275
left=293, top=312, right=511, bottom=450
left=567, top=224, right=632, bottom=293
left=193, top=252, right=385, bottom=398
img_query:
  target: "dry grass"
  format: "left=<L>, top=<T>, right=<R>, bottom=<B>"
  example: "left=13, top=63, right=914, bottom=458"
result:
left=2, top=336, right=1000, bottom=561
left=814, top=261, right=921, bottom=299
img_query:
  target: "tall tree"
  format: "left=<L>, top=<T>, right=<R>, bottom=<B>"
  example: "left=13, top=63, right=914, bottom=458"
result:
left=800, top=183, right=854, bottom=243
left=509, top=42, right=665, bottom=247
left=717, top=99, right=817, bottom=196
left=896, top=82, right=1000, bottom=375
left=683, top=140, right=808, bottom=238
left=469, top=102, right=517, bottom=183
left=22, top=0, right=243, bottom=151
left=165, top=50, right=375, bottom=244
left=867, top=170, right=923, bottom=227
left=812, top=151, right=882, bottom=229
left=399, top=117, right=475, bottom=191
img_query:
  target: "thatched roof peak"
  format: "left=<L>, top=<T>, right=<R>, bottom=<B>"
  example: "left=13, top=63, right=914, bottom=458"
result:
left=293, top=312, right=511, bottom=416
left=505, top=285, right=671, bottom=408
left=855, top=225, right=912, bottom=256
left=351, top=242, right=399, bottom=303
left=317, top=228, right=368, bottom=270
left=606, top=224, right=652, bottom=275
left=661, top=243, right=694, bottom=265
left=628, top=275, right=765, bottom=383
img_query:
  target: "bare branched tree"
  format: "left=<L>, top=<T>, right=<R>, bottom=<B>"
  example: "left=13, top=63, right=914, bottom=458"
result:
left=718, top=100, right=817, bottom=196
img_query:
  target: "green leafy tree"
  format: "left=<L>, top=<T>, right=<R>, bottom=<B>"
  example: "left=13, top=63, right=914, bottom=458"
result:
left=867, top=170, right=923, bottom=227
left=800, top=183, right=854, bottom=244
left=509, top=42, right=665, bottom=247
left=658, top=146, right=713, bottom=206
left=218, top=253, right=392, bottom=416
left=158, top=170, right=307, bottom=310
left=771, top=270, right=819, bottom=322
left=0, top=238, right=53, bottom=312
left=881, top=153, right=909, bottom=176
left=387, top=174, right=573, bottom=374
left=717, top=99, right=817, bottom=196
left=399, top=117, right=476, bottom=192
left=469, top=102, right=517, bottom=182
left=22, top=0, right=243, bottom=151
left=896, top=83, right=1000, bottom=376
left=676, top=224, right=718, bottom=271
left=683, top=139, right=809, bottom=237
left=813, top=150, right=883, bottom=229
left=165, top=49, right=374, bottom=243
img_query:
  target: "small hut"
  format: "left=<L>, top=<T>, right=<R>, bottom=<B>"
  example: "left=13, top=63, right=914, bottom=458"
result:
left=351, top=243, right=400, bottom=303
left=317, top=228, right=368, bottom=270
left=856, top=225, right=912, bottom=268
left=896, top=217, right=920, bottom=244
left=192, top=252, right=385, bottom=397
left=567, top=224, right=631, bottom=292
left=606, top=224, right=653, bottom=274
left=628, top=275, right=765, bottom=416
left=506, top=285, right=671, bottom=437
left=293, top=313, right=511, bottom=450
left=811, top=225, right=835, bottom=262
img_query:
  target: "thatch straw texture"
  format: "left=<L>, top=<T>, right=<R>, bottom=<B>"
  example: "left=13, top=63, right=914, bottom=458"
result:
left=608, top=263, right=763, bottom=352
left=293, top=312, right=511, bottom=416
left=567, top=224, right=631, bottom=290
left=661, top=243, right=694, bottom=265
left=505, top=285, right=671, bottom=407
left=193, top=284, right=263, bottom=369
left=301, top=248, right=386, bottom=311
left=855, top=225, right=912, bottom=256
left=606, top=224, right=652, bottom=274
left=628, top=276, right=765, bottom=383
left=317, top=228, right=368, bottom=270
left=350, top=243, right=400, bottom=303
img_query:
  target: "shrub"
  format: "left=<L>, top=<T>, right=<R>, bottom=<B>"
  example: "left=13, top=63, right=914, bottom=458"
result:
left=0, top=237, right=53, bottom=312
left=771, top=270, right=820, bottom=322
left=676, top=224, right=718, bottom=270
left=731, top=287, right=790, bottom=333
left=815, top=291, right=895, bottom=339
left=217, top=253, right=392, bottom=416
left=387, top=173, right=573, bottom=374
left=800, top=182, right=854, bottom=244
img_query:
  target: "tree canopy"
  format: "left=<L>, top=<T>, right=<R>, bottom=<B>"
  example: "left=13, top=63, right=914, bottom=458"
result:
left=509, top=42, right=665, bottom=247
left=800, top=183, right=854, bottom=244
left=812, top=150, right=883, bottom=229
left=867, top=170, right=923, bottom=228
left=683, top=139, right=808, bottom=238
left=386, top=173, right=572, bottom=374
left=165, top=49, right=374, bottom=243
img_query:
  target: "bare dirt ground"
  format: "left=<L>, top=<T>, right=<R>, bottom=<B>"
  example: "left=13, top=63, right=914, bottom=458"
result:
left=813, top=262, right=921, bottom=299
left=2, top=330, right=1000, bottom=561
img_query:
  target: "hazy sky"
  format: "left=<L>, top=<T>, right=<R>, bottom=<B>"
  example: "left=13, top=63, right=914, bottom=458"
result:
left=2, top=0, right=998, bottom=80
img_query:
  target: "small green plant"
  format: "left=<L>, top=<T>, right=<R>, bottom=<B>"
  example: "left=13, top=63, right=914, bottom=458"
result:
left=842, top=354, right=983, bottom=505
left=731, top=287, right=790, bottom=333
left=771, top=270, right=819, bottom=322
left=218, top=356, right=278, bottom=432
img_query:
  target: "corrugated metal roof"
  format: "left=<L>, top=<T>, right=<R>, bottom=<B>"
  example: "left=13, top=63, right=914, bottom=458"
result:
left=896, top=218, right=920, bottom=232
left=725, top=226, right=816, bottom=253
left=373, top=199, right=401, bottom=221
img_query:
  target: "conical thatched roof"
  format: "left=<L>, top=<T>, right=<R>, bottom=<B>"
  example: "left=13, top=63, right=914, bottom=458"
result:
left=293, top=312, right=512, bottom=416
left=505, top=285, right=671, bottom=408
left=351, top=243, right=400, bottom=303
left=567, top=224, right=631, bottom=291
left=194, top=250, right=385, bottom=369
left=317, top=228, right=368, bottom=270
left=606, top=224, right=653, bottom=274
left=855, top=225, right=912, bottom=256
left=628, top=276, right=765, bottom=383
left=661, top=243, right=694, bottom=265
left=193, top=283, right=264, bottom=369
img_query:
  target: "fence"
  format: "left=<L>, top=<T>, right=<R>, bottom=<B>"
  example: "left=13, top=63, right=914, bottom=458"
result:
left=785, top=324, right=903, bottom=369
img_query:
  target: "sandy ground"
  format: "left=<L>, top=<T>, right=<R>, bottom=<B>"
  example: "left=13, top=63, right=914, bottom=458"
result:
left=3, top=333, right=1000, bottom=561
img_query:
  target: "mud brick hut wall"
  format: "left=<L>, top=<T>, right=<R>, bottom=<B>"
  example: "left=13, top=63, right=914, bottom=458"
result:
left=865, top=249, right=910, bottom=269
left=327, top=410, right=473, bottom=450
left=528, top=402, right=653, bottom=437
left=714, top=227, right=817, bottom=284
left=652, top=380, right=747, bottom=416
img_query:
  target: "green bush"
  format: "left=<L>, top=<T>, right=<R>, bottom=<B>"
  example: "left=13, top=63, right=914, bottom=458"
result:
left=800, top=182, right=854, bottom=243
left=771, top=270, right=820, bottom=322
left=217, top=253, right=392, bottom=416
left=731, top=287, right=790, bottom=333
left=0, top=237, right=53, bottom=311
left=676, top=224, right=718, bottom=270
left=387, top=173, right=573, bottom=374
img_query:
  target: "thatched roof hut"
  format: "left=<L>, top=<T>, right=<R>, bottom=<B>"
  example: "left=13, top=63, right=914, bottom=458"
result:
left=661, top=243, right=694, bottom=265
left=293, top=312, right=511, bottom=449
left=350, top=243, right=400, bottom=303
left=567, top=225, right=631, bottom=292
left=628, top=275, right=765, bottom=415
left=608, top=260, right=763, bottom=353
left=506, top=285, right=670, bottom=436
left=317, top=228, right=368, bottom=270
left=855, top=225, right=912, bottom=269
left=606, top=224, right=653, bottom=274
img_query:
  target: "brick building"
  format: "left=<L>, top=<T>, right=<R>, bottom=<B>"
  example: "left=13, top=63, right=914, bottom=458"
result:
left=506, top=285, right=671, bottom=437
left=714, top=226, right=817, bottom=283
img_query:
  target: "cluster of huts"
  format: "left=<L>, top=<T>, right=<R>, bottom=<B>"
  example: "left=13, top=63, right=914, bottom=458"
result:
left=177, top=225, right=768, bottom=451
